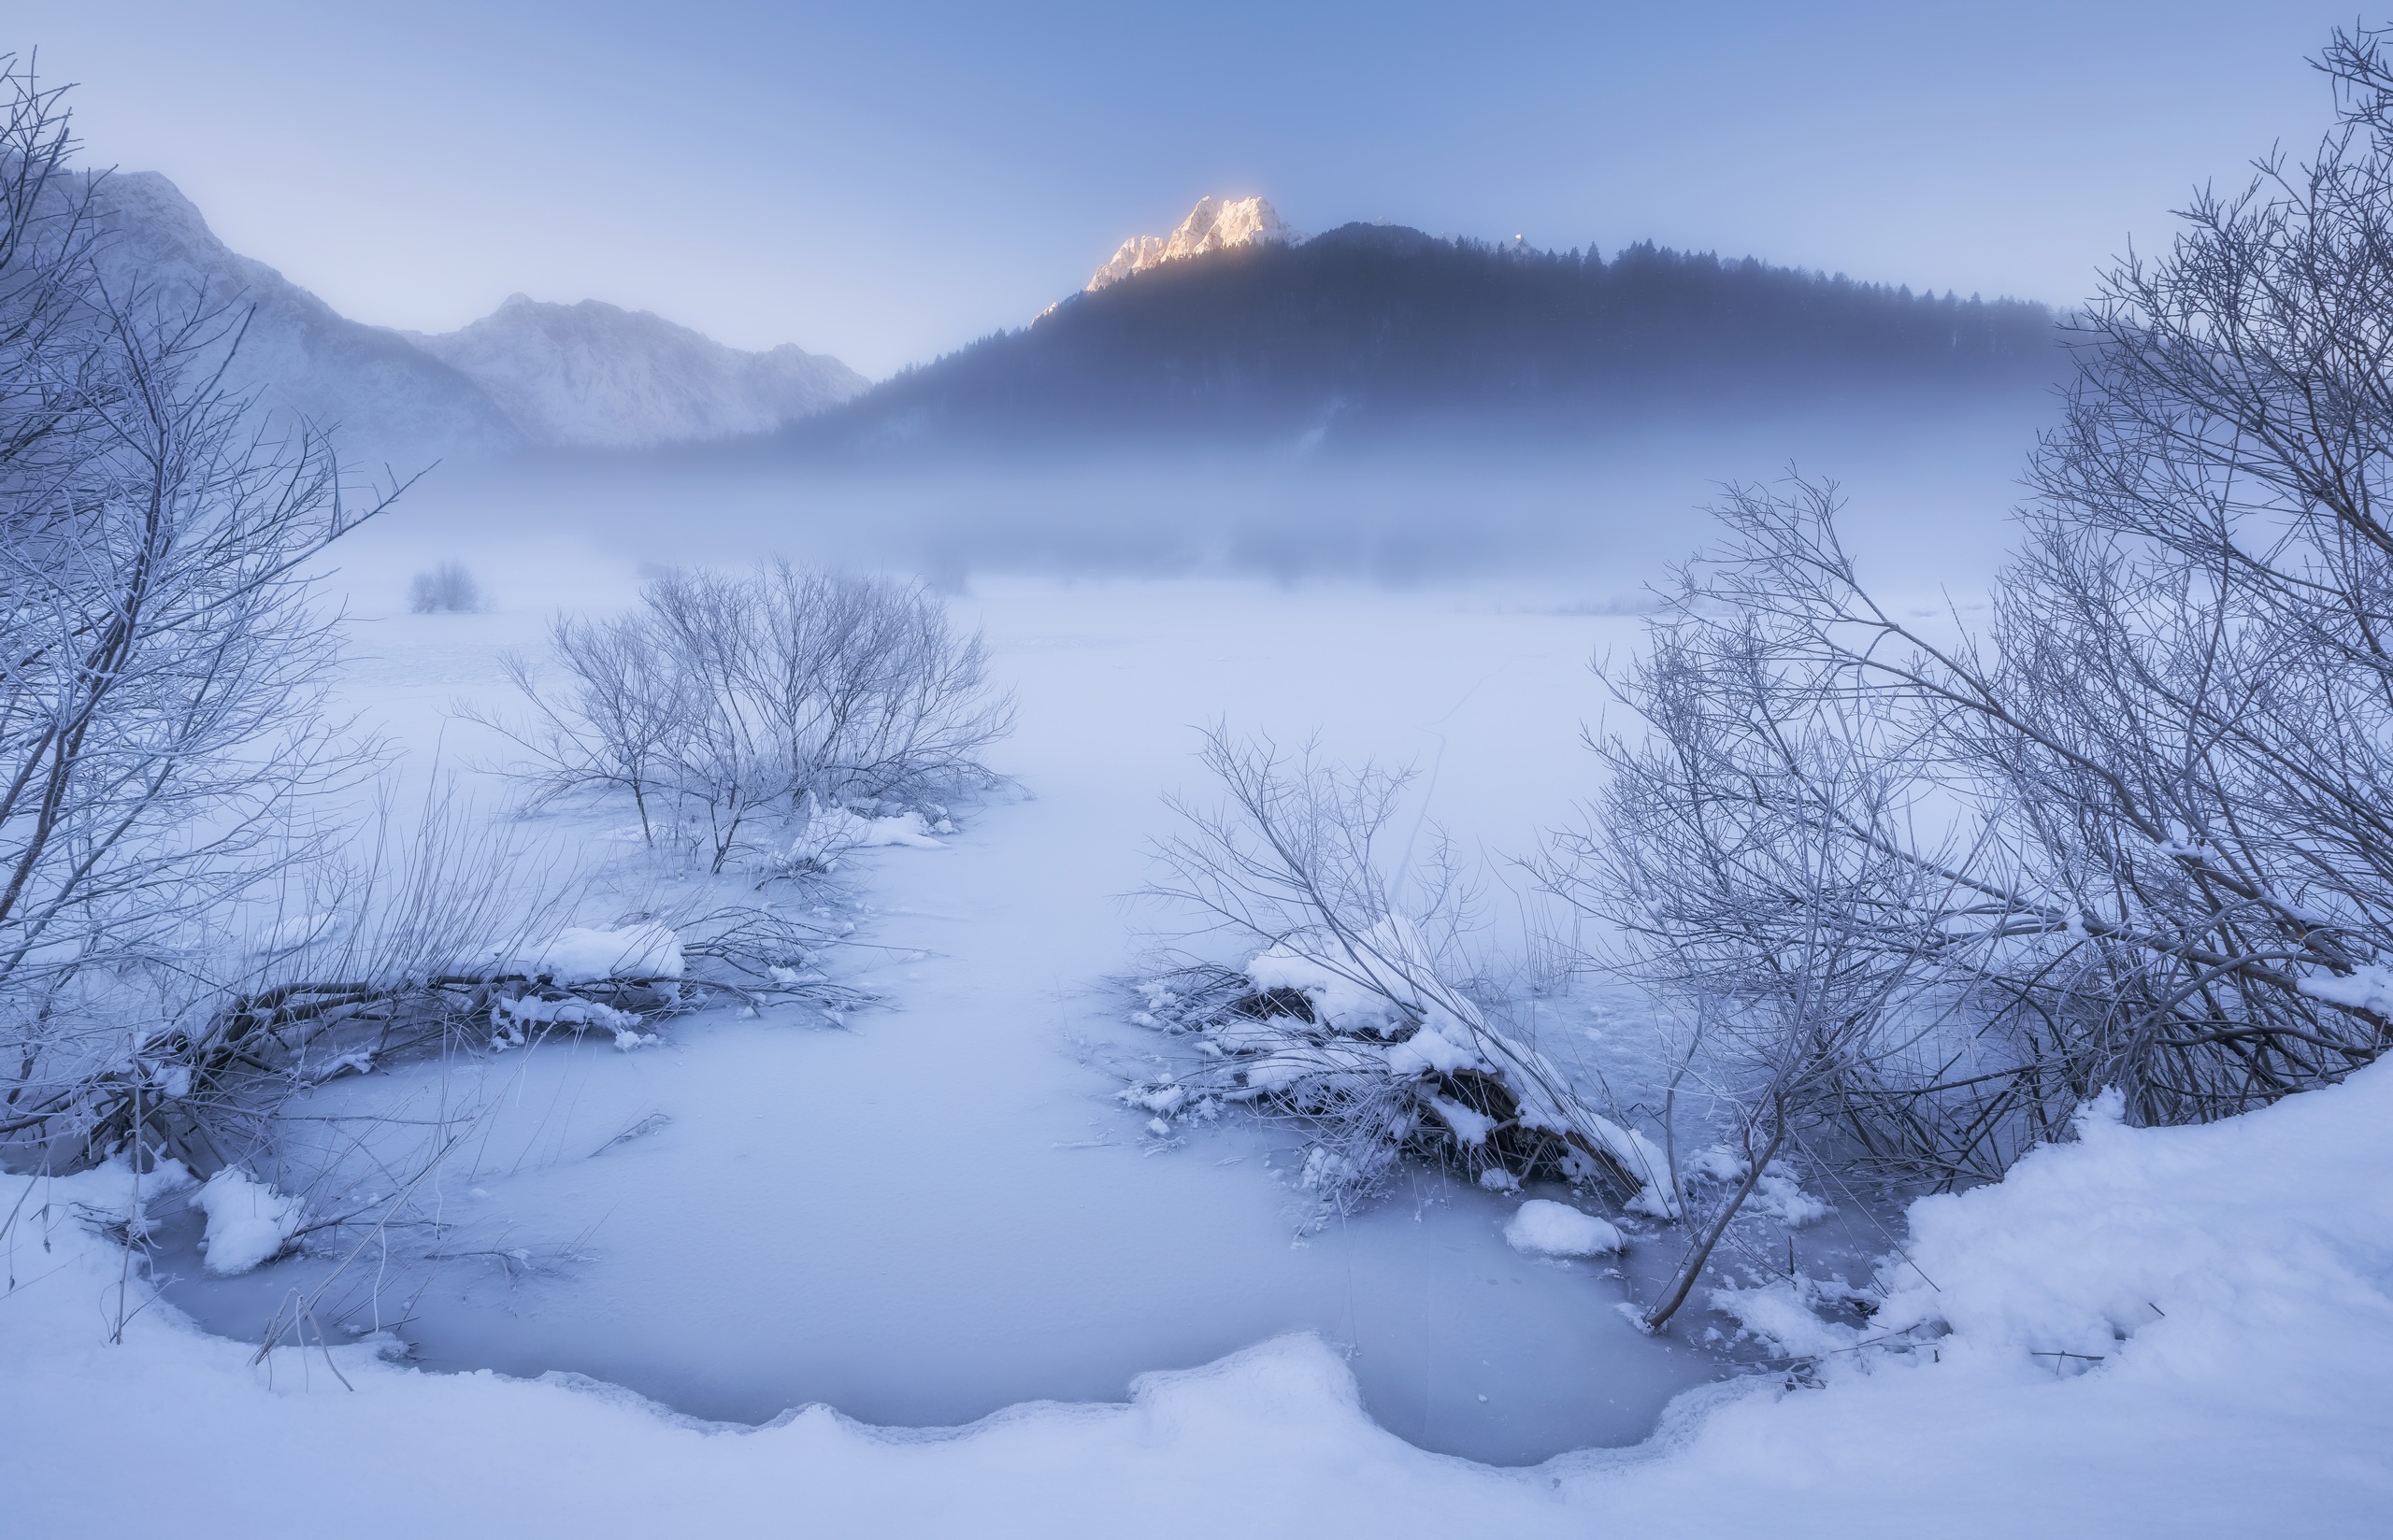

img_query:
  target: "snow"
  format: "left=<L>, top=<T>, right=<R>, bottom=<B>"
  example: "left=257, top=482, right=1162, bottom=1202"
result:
left=832, top=808, right=949, bottom=849
left=10, top=1050, right=2389, bottom=1533
left=787, top=806, right=949, bottom=870
left=533, top=922, right=685, bottom=984
left=1429, top=1095, right=1499, bottom=1147
left=1685, top=1149, right=1834, bottom=1227
left=1381, top=1020, right=1483, bottom=1077
left=1868, top=1084, right=2393, bottom=1374
left=1504, top=1199, right=1625, bottom=1259
left=1239, top=919, right=1454, bottom=1040
left=191, top=1168, right=307, bottom=1276
left=1750, top=1170, right=1832, bottom=1228
left=5, top=538, right=2378, bottom=1529
left=2299, top=962, right=2393, bottom=1015
left=1707, top=1277, right=1859, bottom=1359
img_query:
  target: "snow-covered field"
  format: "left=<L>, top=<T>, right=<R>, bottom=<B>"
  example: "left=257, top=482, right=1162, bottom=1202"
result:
left=4, top=516, right=2389, bottom=1534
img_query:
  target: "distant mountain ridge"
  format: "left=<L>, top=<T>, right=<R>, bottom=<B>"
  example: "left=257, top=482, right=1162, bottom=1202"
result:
left=86, top=171, right=525, bottom=468
left=82, top=176, right=2054, bottom=470
left=80, top=171, right=865, bottom=465
left=787, top=212, right=2061, bottom=459
left=401, top=295, right=867, bottom=449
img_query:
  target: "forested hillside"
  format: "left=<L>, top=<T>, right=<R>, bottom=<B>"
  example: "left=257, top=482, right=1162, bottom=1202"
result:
left=790, top=224, right=2057, bottom=454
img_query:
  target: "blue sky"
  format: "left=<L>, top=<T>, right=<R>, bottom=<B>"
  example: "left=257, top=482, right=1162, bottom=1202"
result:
left=14, top=1, right=2347, bottom=376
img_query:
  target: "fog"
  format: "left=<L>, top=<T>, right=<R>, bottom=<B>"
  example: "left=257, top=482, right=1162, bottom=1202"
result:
left=357, top=396, right=2050, bottom=611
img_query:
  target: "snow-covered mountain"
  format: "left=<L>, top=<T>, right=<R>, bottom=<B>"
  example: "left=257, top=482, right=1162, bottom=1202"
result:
left=80, top=171, right=867, bottom=464
left=403, top=295, right=868, bottom=450
left=1083, top=195, right=1296, bottom=292
left=86, top=172, right=525, bottom=468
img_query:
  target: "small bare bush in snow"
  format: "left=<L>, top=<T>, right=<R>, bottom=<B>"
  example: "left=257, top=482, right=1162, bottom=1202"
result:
left=1131, top=729, right=1671, bottom=1216
left=407, top=561, right=484, bottom=614
left=469, top=561, right=1009, bottom=874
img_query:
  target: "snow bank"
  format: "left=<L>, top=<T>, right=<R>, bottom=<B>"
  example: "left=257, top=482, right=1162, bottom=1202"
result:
left=192, top=1169, right=306, bottom=1276
left=1869, top=1084, right=2393, bottom=1371
left=7, top=1052, right=2392, bottom=1536
left=1502, top=1199, right=1623, bottom=1258
left=534, top=922, right=684, bottom=983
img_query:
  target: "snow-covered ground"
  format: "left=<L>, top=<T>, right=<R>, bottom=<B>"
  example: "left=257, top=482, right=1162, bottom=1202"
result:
left=4, top=524, right=2388, bottom=1534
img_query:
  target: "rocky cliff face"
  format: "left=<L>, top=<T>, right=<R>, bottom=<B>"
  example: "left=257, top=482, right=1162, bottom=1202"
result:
left=1083, top=195, right=1296, bottom=292
left=404, top=295, right=869, bottom=449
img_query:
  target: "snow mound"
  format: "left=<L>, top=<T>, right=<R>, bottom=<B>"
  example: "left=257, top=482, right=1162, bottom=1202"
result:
left=788, top=807, right=948, bottom=871
left=1868, top=1082, right=2393, bottom=1370
left=839, top=810, right=947, bottom=848
left=1502, top=1199, right=1623, bottom=1258
left=1241, top=917, right=1437, bottom=1037
left=533, top=922, right=684, bottom=983
left=193, top=1169, right=306, bottom=1276
left=1750, top=1170, right=1831, bottom=1227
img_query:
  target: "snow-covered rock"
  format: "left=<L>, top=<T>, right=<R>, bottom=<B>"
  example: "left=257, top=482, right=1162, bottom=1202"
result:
left=403, top=294, right=867, bottom=449
left=192, top=1169, right=306, bottom=1276
left=1502, top=1199, right=1624, bottom=1258
left=1083, top=195, right=1297, bottom=292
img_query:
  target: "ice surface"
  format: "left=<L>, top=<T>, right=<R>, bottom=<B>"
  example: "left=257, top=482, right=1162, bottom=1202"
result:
left=1503, top=1200, right=1624, bottom=1258
left=14, top=1032, right=2392, bottom=1534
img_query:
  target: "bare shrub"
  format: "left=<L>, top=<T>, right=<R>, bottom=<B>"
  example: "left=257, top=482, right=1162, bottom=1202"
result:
left=472, top=560, right=1011, bottom=873
left=0, top=62, right=423, bottom=1170
left=1133, top=729, right=1671, bottom=1215
left=407, top=561, right=484, bottom=614
left=0, top=69, right=875, bottom=1186
left=1551, top=27, right=2393, bottom=1259
left=5, top=776, right=875, bottom=1175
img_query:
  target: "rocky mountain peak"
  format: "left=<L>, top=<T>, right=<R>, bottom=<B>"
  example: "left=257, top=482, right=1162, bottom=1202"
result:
left=1084, top=195, right=1296, bottom=292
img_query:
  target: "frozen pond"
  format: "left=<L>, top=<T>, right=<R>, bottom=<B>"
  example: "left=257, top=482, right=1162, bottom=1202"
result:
left=154, top=568, right=1749, bottom=1463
